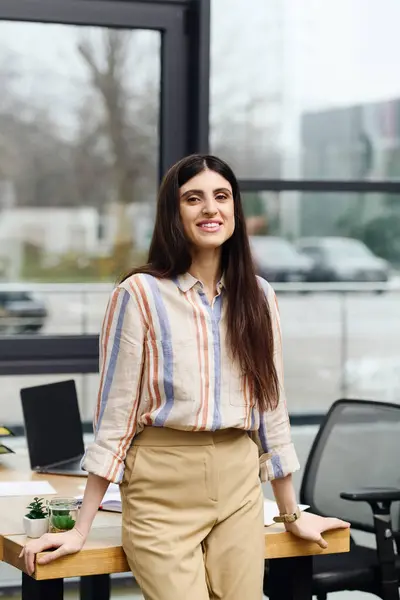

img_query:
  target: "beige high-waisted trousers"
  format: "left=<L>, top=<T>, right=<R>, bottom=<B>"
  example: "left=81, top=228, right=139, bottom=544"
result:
left=120, top=427, right=264, bottom=600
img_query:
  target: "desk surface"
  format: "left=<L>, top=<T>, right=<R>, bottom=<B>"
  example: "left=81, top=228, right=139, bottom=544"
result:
left=0, top=453, right=350, bottom=580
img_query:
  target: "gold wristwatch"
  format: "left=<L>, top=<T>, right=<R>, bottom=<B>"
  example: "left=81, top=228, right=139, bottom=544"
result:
left=273, top=506, right=301, bottom=524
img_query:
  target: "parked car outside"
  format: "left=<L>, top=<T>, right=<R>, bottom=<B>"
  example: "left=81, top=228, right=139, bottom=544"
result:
left=250, top=236, right=313, bottom=283
left=0, top=291, right=48, bottom=334
left=296, top=237, right=389, bottom=282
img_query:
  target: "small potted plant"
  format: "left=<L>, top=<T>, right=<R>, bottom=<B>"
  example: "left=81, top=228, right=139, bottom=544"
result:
left=23, top=497, right=49, bottom=538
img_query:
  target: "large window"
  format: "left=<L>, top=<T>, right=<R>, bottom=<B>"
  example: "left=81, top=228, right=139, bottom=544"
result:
left=0, top=0, right=208, bottom=429
left=210, top=0, right=400, bottom=180
left=2, top=0, right=400, bottom=424
left=210, top=0, right=400, bottom=415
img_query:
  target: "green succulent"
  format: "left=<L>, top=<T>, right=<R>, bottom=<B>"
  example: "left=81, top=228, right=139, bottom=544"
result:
left=25, top=497, right=48, bottom=520
left=50, top=512, right=76, bottom=531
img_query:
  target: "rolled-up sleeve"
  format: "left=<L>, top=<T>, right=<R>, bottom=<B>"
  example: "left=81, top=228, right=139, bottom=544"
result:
left=81, top=281, right=146, bottom=483
left=251, top=279, right=300, bottom=482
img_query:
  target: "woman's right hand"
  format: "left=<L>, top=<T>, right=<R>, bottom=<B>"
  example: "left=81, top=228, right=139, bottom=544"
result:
left=19, top=528, right=85, bottom=575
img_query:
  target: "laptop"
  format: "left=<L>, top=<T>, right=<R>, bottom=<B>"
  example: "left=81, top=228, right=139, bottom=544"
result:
left=20, top=379, right=87, bottom=477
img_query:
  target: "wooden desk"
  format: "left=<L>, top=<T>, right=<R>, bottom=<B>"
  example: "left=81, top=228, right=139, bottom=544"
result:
left=0, top=453, right=350, bottom=600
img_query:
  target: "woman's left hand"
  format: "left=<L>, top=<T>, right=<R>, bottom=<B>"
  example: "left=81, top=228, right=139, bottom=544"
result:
left=284, top=512, right=350, bottom=549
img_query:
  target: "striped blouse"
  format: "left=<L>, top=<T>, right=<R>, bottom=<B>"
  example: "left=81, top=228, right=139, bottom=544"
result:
left=82, top=272, right=300, bottom=484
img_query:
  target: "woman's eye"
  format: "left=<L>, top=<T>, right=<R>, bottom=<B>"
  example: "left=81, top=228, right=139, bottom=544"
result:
left=216, top=194, right=228, bottom=201
left=187, top=196, right=200, bottom=203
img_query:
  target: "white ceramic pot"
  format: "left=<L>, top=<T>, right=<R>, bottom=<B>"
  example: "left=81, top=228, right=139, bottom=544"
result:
left=23, top=516, right=49, bottom=538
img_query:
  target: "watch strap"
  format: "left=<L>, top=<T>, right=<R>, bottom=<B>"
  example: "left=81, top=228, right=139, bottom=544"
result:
left=273, top=506, right=301, bottom=524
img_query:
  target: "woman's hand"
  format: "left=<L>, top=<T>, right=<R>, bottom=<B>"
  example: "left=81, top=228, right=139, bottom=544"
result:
left=19, top=528, right=86, bottom=575
left=284, top=512, right=350, bottom=549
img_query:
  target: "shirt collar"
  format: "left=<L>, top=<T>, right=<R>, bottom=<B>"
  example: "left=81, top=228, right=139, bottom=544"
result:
left=176, top=272, right=226, bottom=293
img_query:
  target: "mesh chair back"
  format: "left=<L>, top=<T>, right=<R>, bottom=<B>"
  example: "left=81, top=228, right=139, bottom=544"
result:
left=300, top=399, right=400, bottom=533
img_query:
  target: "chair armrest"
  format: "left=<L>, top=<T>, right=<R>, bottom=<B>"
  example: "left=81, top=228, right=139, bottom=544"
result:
left=340, top=487, right=400, bottom=503
left=342, top=486, right=400, bottom=593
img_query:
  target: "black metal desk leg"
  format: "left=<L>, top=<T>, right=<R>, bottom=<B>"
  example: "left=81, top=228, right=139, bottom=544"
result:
left=80, top=574, right=111, bottom=600
left=268, top=556, right=313, bottom=600
left=22, top=572, right=64, bottom=600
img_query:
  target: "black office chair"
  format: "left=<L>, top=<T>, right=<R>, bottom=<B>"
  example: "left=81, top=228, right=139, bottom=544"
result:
left=264, top=399, right=400, bottom=600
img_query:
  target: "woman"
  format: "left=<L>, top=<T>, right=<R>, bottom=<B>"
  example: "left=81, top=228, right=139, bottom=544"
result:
left=20, top=155, right=349, bottom=599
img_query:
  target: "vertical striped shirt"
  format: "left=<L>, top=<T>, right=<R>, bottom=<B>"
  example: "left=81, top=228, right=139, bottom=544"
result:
left=82, top=272, right=300, bottom=483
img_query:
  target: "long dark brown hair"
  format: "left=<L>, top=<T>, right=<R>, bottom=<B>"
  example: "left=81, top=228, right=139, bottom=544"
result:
left=121, top=154, right=279, bottom=412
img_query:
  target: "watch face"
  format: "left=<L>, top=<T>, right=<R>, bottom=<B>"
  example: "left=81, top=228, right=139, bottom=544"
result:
left=288, top=510, right=300, bottom=523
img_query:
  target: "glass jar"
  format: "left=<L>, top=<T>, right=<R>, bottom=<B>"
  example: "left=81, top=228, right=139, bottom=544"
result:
left=48, top=497, right=79, bottom=533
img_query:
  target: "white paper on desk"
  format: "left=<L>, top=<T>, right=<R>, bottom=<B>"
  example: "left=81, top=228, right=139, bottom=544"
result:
left=0, top=481, right=56, bottom=497
left=264, top=500, right=309, bottom=526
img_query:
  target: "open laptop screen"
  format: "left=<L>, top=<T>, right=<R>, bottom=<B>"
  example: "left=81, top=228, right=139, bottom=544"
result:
left=21, top=380, right=85, bottom=469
